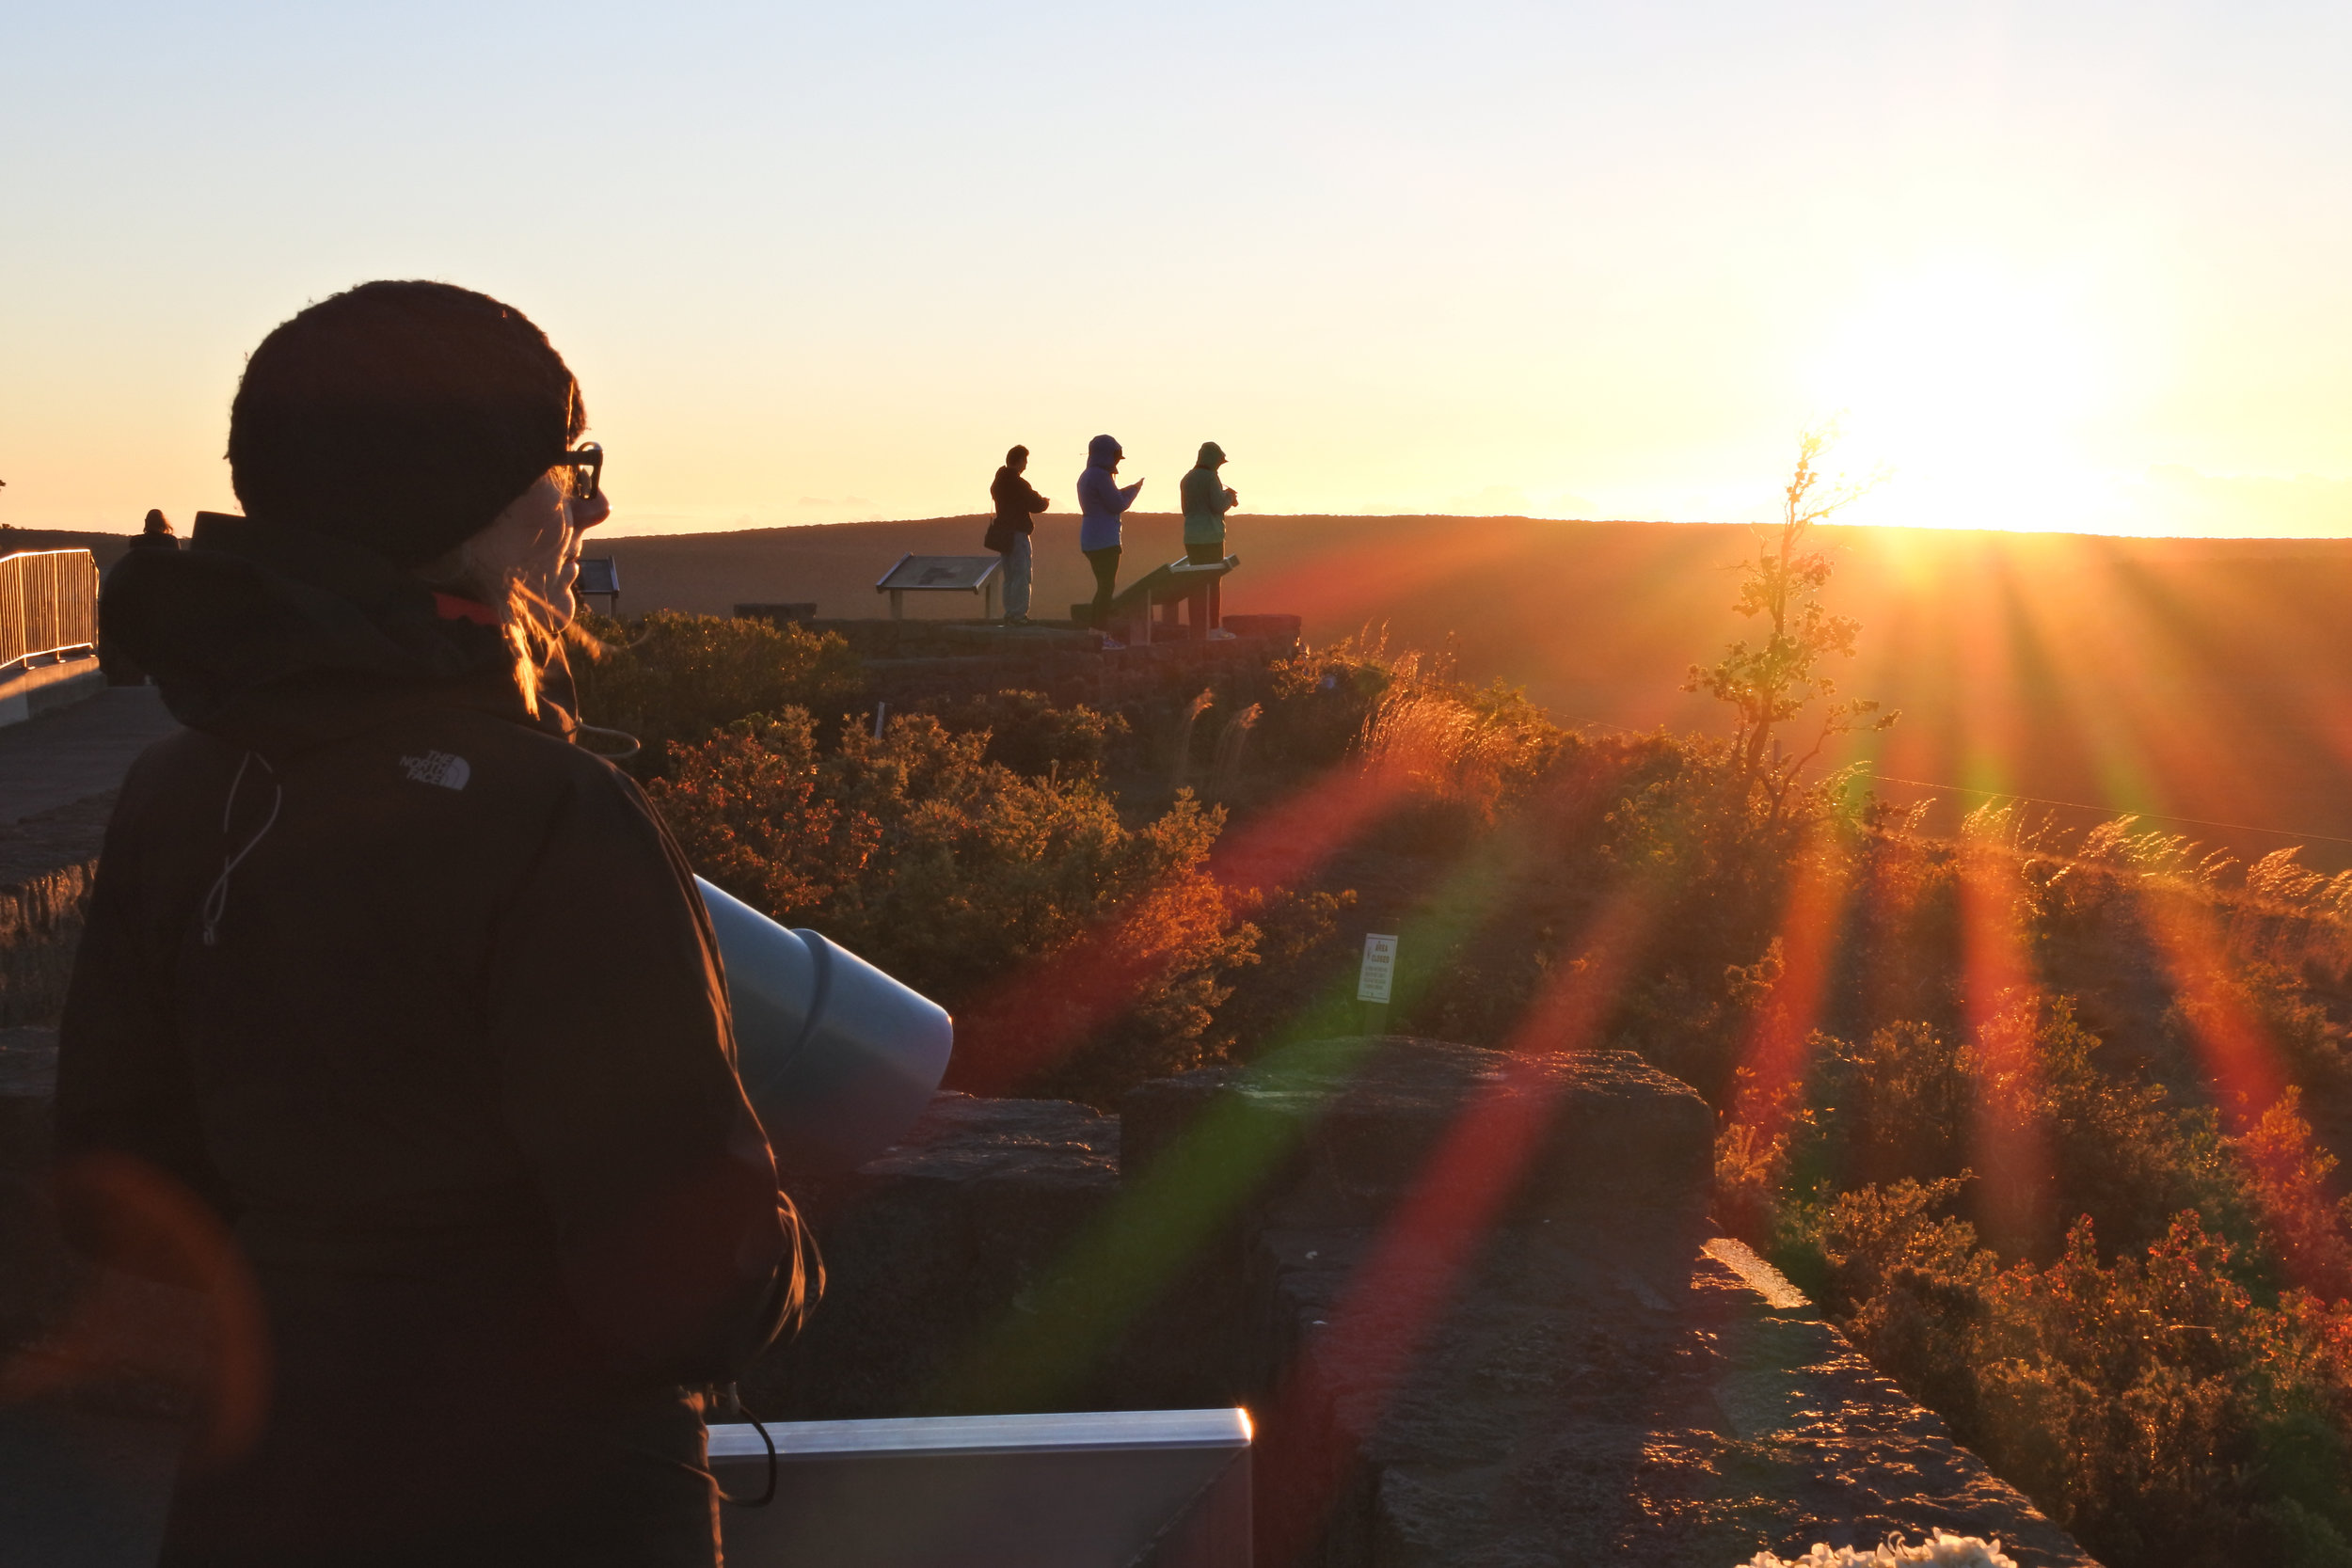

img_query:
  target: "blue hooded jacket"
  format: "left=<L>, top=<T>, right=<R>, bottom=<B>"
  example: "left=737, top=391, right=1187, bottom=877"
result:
left=1076, top=435, right=1143, bottom=552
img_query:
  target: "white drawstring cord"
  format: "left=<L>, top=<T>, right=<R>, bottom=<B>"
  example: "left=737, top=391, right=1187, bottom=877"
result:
left=199, top=751, right=282, bottom=948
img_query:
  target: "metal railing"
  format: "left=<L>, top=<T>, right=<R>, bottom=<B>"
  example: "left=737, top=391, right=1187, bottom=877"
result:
left=0, top=549, right=101, bottom=671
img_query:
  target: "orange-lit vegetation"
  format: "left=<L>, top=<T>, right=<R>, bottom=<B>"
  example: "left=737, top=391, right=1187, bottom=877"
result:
left=1684, top=427, right=1894, bottom=820
left=580, top=585, right=2352, bottom=1565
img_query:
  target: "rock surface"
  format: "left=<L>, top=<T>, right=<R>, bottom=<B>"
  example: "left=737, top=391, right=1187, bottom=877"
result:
left=752, top=1039, right=2094, bottom=1564
left=1264, top=1230, right=2095, bottom=1567
left=1121, top=1037, right=1715, bottom=1238
left=743, top=1091, right=1124, bottom=1418
left=0, top=1029, right=2100, bottom=1567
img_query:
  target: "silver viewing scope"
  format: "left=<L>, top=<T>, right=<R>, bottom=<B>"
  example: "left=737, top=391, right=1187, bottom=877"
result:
left=694, top=877, right=954, bottom=1170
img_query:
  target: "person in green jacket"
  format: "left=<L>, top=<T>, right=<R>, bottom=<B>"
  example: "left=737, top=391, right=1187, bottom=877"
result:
left=1180, top=442, right=1236, bottom=564
left=1179, top=442, right=1237, bottom=632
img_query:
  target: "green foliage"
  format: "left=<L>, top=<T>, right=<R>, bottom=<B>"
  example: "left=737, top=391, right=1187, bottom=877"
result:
left=1684, top=429, right=1895, bottom=819
left=1210, top=884, right=1358, bottom=1057
left=584, top=595, right=2352, bottom=1565
left=644, top=706, right=1260, bottom=1102
left=2231, top=1089, right=2352, bottom=1305
left=1786, top=1203, right=2352, bottom=1568
left=1358, top=657, right=1565, bottom=827
left=570, top=610, right=866, bottom=767
left=917, top=689, right=1128, bottom=782
left=1253, top=631, right=1401, bottom=771
left=1773, top=996, right=2248, bottom=1262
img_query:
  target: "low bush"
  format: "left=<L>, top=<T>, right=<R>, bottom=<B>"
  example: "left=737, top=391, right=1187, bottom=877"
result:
left=915, top=689, right=1128, bottom=783
left=584, top=601, right=2352, bottom=1563
left=644, top=706, right=1262, bottom=1102
left=569, top=610, right=865, bottom=768
left=1778, top=1196, right=2352, bottom=1568
left=1252, top=631, right=1401, bottom=772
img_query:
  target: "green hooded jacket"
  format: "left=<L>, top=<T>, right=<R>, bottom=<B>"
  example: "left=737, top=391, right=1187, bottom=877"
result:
left=1180, top=441, right=1234, bottom=546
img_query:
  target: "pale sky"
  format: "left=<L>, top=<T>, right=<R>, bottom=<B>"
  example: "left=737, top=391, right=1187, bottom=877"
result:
left=5, top=0, right=2348, bottom=536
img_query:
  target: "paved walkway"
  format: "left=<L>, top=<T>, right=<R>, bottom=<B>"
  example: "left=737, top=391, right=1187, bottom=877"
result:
left=0, top=1403, right=178, bottom=1566
left=0, top=689, right=177, bottom=825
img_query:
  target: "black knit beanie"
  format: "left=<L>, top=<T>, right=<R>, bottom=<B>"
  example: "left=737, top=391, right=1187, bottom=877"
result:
left=227, top=281, right=583, bottom=568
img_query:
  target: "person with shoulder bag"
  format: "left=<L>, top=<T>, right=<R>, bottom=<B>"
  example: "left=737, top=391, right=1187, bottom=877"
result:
left=985, top=444, right=1049, bottom=625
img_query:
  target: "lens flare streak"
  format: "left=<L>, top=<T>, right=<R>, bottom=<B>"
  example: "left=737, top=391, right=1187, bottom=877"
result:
left=1255, top=881, right=1664, bottom=1565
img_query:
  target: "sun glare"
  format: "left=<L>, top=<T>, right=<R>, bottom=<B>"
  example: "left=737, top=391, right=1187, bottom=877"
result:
left=1809, top=265, right=2124, bottom=532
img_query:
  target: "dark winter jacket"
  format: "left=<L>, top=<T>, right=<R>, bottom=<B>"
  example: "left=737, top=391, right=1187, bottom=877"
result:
left=988, top=465, right=1048, bottom=538
left=985, top=465, right=1048, bottom=553
left=57, top=513, right=796, bottom=1563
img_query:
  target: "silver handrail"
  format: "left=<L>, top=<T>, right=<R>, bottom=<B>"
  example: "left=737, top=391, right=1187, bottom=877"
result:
left=0, top=549, right=101, bottom=671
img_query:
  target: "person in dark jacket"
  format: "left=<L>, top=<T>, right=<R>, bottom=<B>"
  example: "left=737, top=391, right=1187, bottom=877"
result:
left=1177, top=443, right=1237, bottom=634
left=56, top=280, right=813, bottom=1568
left=102, top=511, right=183, bottom=682
left=983, top=445, right=1049, bottom=625
left=1075, top=434, right=1143, bottom=638
left=130, top=508, right=182, bottom=551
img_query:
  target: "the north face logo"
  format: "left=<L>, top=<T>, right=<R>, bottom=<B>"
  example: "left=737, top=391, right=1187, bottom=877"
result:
left=399, top=752, right=471, bottom=791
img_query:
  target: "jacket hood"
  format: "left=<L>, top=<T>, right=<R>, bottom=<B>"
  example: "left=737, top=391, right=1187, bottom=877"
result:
left=1196, top=442, right=1225, bottom=467
left=103, top=511, right=549, bottom=750
left=1087, top=434, right=1122, bottom=468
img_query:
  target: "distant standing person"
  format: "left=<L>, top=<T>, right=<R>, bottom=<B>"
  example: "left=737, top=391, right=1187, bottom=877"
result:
left=103, top=511, right=183, bottom=682
left=1076, top=434, right=1143, bottom=637
left=1179, top=443, right=1237, bottom=632
left=984, top=445, right=1049, bottom=626
left=128, top=508, right=181, bottom=553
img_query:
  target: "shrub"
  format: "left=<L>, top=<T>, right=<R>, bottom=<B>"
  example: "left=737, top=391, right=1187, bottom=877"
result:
left=2230, top=1089, right=2352, bottom=1304
left=1252, top=631, right=1400, bottom=771
left=645, top=707, right=1261, bottom=1102
left=570, top=610, right=865, bottom=767
left=1753, top=996, right=2249, bottom=1268
left=916, top=689, right=1128, bottom=782
left=1767, top=1190, right=2352, bottom=1568
left=1358, top=661, right=1563, bottom=825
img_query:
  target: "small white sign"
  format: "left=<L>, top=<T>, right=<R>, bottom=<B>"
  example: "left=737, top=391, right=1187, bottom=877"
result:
left=1356, top=933, right=1398, bottom=1005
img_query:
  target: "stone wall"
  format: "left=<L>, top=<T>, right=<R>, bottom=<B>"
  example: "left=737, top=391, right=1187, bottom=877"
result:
left=750, top=1037, right=2100, bottom=1567
left=0, top=1028, right=2100, bottom=1565
left=0, top=797, right=110, bottom=1027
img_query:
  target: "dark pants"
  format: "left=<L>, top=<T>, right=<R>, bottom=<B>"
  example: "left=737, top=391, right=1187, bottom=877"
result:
left=1085, top=546, right=1121, bottom=628
left=1185, top=539, right=1224, bottom=628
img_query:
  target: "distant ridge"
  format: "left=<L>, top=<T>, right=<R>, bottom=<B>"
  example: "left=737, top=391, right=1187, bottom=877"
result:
left=596, top=514, right=2352, bottom=868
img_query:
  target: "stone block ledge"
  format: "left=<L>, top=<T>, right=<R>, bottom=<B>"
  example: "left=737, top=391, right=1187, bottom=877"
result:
left=0, top=653, right=104, bottom=729
left=0, top=1032, right=2099, bottom=1566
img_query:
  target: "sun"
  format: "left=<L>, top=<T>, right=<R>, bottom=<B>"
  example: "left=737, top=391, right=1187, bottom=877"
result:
left=1807, top=263, right=2122, bottom=531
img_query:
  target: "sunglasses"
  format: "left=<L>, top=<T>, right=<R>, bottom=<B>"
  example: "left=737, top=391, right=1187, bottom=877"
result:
left=551, top=442, right=604, bottom=505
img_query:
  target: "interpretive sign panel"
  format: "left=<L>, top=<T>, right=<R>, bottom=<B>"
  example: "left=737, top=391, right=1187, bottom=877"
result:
left=876, top=555, right=999, bottom=593
left=875, top=553, right=1002, bottom=620
left=1357, top=933, right=1398, bottom=1005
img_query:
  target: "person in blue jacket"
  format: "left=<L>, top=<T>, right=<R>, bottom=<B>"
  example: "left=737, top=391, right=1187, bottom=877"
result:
left=1075, top=434, right=1143, bottom=635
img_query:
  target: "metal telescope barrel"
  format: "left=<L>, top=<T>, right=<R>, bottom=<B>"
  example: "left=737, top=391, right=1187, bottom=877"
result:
left=695, top=877, right=954, bottom=1170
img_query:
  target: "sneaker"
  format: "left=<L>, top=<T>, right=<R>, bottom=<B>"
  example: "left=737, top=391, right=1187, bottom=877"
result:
left=1098, top=636, right=1127, bottom=651
left=1005, top=614, right=1032, bottom=626
left=1206, top=627, right=1237, bottom=641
